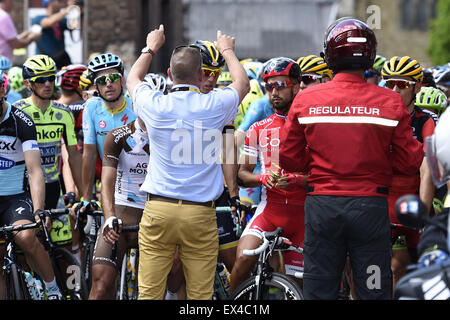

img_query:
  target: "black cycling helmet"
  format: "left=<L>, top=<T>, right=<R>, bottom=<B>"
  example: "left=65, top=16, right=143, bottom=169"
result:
left=192, top=40, right=225, bottom=69
left=262, top=57, right=301, bottom=82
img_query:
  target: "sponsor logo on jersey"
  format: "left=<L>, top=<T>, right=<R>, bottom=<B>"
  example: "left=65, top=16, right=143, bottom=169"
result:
left=308, top=106, right=381, bottom=115
left=55, top=112, right=63, bottom=120
left=0, top=157, right=15, bottom=170
left=36, top=128, right=64, bottom=141
left=99, top=120, right=106, bottom=129
left=0, top=139, right=17, bottom=151
left=13, top=108, right=34, bottom=127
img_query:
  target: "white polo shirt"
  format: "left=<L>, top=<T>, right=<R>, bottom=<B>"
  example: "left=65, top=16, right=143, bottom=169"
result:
left=132, top=82, right=239, bottom=202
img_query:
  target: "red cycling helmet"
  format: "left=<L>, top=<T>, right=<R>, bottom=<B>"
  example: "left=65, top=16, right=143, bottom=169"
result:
left=262, top=57, right=301, bottom=82
left=56, top=64, right=87, bottom=91
left=322, top=17, right=377, bottom=72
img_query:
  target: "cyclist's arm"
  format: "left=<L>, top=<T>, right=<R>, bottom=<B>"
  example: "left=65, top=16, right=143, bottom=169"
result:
left=61, top=143, right=77, bottom=196
left=81, top=144, right=97, bottom=202
left=238, top=154, right=259, bottom=188
left=24, top=149, right=45, bottom=211
left=420, top=157, right=435, bottom=214
left=100, top=166, right=117, bottom=221
left=66, top=144, right=82, bottom=197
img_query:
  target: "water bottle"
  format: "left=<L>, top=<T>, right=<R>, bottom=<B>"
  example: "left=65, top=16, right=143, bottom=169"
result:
left=24, top=272, right=38, bottom=300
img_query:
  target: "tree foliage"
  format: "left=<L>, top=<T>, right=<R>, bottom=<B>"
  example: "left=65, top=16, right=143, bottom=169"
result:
left=427, top=0, right=450, bottom=65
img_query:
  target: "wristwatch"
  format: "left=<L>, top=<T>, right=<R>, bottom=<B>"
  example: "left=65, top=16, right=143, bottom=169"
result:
left=141, top=46, right=155, bottom=56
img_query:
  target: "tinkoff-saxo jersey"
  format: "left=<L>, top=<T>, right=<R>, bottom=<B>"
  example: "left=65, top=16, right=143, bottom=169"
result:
left=102, top=120, right=149, bottom=209
left=82, top=96, right=136, bottom=158
left=0, top=104, right=40, bottom=196
left=13, top=97, right=77, bottom=184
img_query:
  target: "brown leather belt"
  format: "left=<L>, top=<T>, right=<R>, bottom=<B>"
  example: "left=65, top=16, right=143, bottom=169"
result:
left=147, top=194, right=215, bottom=208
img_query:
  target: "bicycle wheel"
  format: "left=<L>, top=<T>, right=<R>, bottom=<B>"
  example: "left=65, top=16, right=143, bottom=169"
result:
left=51, top=247, right=89, bottom=300
left=229, top=272, right=304, bottom=300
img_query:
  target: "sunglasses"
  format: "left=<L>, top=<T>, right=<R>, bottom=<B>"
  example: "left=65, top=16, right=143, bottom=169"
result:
left=364, top=70, right=380, bottom=79
left=385, top=79, right=416, bottom=90
left=264, top=80, right=293, bottom=91
left=301, top=74, right=322, bottom=85
left=172, top=44, right=200, bottom=55
left=203, top=68, right=221, bottom=78
left=94, top=73, right=122, bottom=85
left=31, top=75, right=56, bottom=83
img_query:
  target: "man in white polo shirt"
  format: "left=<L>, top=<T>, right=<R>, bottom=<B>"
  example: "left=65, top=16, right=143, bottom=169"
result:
left=127, top=25, right=249, bottom=300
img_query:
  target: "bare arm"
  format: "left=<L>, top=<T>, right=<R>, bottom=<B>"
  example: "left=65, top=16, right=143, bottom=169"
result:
left=420, top=157, right=435, bottom=215
left=238, top=154, right=260, bottom=188
left=61, top=144, right=77, bottom=195
left=39, top=6, right=73, bottom=29
left=66, top=145, right=83, bottom=198
left=8, top=31, right=41, bottom=49
left=222, top=129, right=239, bottom=198
left=24, top=150, right=45, bottom=211
left=214, top=31, right=249, bottom=104
left=127, top=24, right=165, bottom=99
left=81, top=144, right=97, bottom=201
left=100, top=166, right=117, bottom=221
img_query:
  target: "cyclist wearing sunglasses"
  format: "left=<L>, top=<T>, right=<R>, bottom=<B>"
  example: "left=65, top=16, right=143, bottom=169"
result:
left=13, top=54, right=82, bottom=211
left=297, top=54, right=333, bottom=90
left=280, top=18, right=423, bottom=300
left=81, top=53, right=136, bottom=205
left=382, top=55, right=439, bottom=288
left=0, top=70, right=64, bottom=300
left=231, top=57, right=306, bottom=293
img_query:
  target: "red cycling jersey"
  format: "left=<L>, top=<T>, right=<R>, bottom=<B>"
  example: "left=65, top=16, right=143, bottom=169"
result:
left=280, top=73, right=424, bottom=197
left=243, top=112, right=306, bottom=204
left=242, top=112, right=306, bottom=274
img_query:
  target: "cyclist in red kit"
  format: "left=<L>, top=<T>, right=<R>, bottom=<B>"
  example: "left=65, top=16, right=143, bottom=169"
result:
left=230, top=57, right=307, bottom=293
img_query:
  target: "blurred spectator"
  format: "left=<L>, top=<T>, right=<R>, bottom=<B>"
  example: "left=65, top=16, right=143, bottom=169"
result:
left=0, top=0, right=41, bottom=62
left=32, top=0, right=80, bottom=69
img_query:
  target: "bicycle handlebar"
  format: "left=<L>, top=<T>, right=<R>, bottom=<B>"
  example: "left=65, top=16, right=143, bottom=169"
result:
left=0, top=222, right=40, bottom=233
left=122, top=225, right=139, bottom=232
left=243, top=237, right=269, bottom=256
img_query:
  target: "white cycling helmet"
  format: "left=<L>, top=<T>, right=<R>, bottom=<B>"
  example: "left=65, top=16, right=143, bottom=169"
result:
left=144, top=73, right=167, bottom=93
left=426, top=108, right=450, bottom=188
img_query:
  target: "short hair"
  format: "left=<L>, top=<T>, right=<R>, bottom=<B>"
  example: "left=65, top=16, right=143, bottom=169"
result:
left=169, top=47, right=202, bottom=83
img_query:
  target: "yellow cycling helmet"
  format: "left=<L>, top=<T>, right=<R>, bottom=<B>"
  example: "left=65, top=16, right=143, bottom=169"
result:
left=382, top=56, right=423, bottom=82
left=193, top=40, right=225, bottom=69
left=297, top=55, right=332, bottom=79
left=79, top=69, right=92, bottom=90
left=22, top=54, right=57, bottom=80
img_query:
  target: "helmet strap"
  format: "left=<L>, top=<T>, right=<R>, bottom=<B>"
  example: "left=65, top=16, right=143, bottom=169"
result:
left=0, top=97, right=5, bottom=119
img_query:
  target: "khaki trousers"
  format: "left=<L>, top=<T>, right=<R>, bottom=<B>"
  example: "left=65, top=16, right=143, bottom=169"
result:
left=138, top=199, right=218, bottom=299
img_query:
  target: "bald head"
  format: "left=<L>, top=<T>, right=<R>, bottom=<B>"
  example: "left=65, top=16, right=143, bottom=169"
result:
left=169, top=47, right=202, bottom=84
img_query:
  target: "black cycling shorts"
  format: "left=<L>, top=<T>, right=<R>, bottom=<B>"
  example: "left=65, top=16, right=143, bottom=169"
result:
left=0, top=193, right=35, bottom=226
left=45, top=180, right=61, bottom=210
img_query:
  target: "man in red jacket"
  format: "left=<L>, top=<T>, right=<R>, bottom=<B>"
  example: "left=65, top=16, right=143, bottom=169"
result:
left=280, top=17, right=424, bottom=300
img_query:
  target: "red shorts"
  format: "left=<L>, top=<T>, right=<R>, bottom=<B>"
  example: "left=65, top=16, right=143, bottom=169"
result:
left=242, top=200, right=305, bottom=275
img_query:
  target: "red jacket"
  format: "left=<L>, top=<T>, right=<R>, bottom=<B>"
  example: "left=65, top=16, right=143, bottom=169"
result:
left=280, top=73, right=424, bottom=197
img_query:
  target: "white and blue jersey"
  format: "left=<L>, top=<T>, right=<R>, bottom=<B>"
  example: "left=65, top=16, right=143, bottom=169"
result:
left=0, top=104, right=40, bottom=196
left=82, top=96, right=136, bottom=158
